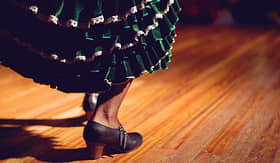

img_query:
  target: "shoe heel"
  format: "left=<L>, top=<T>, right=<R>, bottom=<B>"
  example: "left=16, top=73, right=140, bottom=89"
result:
left=86, top=141, right=105, bottom=159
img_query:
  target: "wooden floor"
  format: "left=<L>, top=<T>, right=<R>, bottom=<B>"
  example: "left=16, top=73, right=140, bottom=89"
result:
left=1, top=25, right=280, bottom=163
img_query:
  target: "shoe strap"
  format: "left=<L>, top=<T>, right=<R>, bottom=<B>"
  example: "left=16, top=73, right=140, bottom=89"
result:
left=119, top=126, right=127, bottom=150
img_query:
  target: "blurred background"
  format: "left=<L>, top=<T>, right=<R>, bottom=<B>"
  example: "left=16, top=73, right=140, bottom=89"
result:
left=178, top=0, right=280, bottom=25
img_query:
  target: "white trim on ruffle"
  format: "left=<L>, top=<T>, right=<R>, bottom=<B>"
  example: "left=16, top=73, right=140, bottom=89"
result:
left=26, top=0, right=155, bottom=28
left=51, top=54, right=59, bottom=60
left=79, top=0, right=175, bottom=62
left=60, top=59, right=66, bottom=63
left=116, top=0, right=175, bottom=51
left=47, top=51, right=103, bottom=63
left=23, top=0, right=176, bottom=64
left=155, top=13, right=163, bottom=19
left=130, top=6, right=138, bottom=14
left=75, top=56, right=87, bottom=61
left=90, top=15, right=105, bottom=25
left=91, top=0, right=150, bottom=26
left=94, top=51, right=103, bottom=56
left=112, top=16, right=119, bottom=23
left=28, top=6, right=38, bottom=14
left=136, top=31, right=145, bottom=37
left=106, top=0, right=176, bottom=81
left=66, top=19, right=78, bottom=28
left=114, top=43, right=122, bottom=49
left=48, top=15, right=58, bottom=24
left=126, top=76, right=136, bottom=79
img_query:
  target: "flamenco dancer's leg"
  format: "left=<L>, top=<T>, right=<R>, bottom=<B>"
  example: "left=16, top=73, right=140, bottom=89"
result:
left=89, top=79, right=132, bottom=128
left=84, top=80, right=142, bottom=159
left=83, top=79, right=142, bottom=159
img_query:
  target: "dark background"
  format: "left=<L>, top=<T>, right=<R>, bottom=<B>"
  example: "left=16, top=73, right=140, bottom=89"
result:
left=178, top=0, right=280, bottom=25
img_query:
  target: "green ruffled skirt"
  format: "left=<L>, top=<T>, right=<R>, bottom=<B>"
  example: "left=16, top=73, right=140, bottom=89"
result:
left=0, top=0, right=181, bottom=93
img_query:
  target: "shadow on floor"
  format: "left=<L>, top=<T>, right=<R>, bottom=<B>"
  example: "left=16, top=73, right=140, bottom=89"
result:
left=0, top=115, right=116, bottom=162
left=0, top=115, right=86, bottom=127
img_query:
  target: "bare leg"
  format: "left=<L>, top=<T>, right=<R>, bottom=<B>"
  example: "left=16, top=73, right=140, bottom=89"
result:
left=88, top=80, right=132, bottom=128
left=83, top=80, right=142, bottom=159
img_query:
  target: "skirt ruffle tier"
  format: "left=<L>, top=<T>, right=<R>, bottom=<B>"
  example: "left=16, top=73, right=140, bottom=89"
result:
left=0, top=0, right=181, bottom=93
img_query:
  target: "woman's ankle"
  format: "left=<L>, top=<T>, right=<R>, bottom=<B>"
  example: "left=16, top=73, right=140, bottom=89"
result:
left=89, top=116, right=121, bottom=129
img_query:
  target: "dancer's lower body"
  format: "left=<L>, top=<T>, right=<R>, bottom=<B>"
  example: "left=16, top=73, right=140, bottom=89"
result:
left=0, top=0, right=181, bottom=160
left=82, top=79, right=143, bottom=159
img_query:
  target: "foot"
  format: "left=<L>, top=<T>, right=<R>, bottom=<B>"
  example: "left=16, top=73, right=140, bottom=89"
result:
left=84, top=121, right=143, bottom=159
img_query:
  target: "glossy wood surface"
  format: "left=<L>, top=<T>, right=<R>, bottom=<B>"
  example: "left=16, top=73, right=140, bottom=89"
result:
left=1, top=25, right=280, bottom=162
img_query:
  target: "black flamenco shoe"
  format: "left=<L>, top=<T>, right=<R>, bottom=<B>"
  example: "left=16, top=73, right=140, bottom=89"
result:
left=82, top=94, right=98, bottom=120
left=83, top=121, right=143, bottom=159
